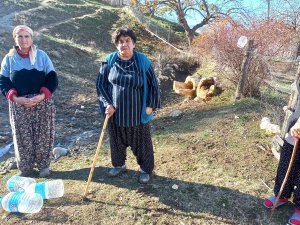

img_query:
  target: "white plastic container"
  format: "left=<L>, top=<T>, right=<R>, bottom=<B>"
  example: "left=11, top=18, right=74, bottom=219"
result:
left=6, top=176, right=36, bottom=192
left=260, top=117, right=271, bottom=129
left=237, top=36, right=248, bottom=48
left=26, top=179, right=64, bottom=199
left=0, top=192, right=43, bottom=213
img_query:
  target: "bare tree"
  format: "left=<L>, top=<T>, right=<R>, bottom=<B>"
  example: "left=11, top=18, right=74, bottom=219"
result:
left=192, top=18, right=295, bottom=97
left=266, top=0, right=270, bottom=19
left=131, top=0, right=244, bottom=45
left=270, top=0, right=300, bottom=31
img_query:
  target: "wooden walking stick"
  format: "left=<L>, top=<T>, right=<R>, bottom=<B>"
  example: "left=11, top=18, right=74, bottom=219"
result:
left=269, top=138, right=300, bottom=220
left=83, top=115, right=109, bottom=198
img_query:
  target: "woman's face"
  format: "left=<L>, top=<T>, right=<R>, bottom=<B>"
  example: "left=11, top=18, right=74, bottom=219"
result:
left=15, top=30, right=33, bottom=52
left=116, top=35, right=135, bottom=59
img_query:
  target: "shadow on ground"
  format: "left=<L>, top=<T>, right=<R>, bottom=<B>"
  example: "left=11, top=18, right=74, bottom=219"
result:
left=47, top=166, right=293, bottom=224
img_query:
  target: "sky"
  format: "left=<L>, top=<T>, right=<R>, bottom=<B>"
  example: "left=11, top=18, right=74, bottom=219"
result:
left=161, top=0, right=269, bottom=27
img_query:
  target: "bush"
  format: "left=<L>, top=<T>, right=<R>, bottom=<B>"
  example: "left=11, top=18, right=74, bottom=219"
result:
left=192, top=18, right=296, bottom=97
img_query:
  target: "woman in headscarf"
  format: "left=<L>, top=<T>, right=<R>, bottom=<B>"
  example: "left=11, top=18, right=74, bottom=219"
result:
left=96, top=26, right=161, bottom=184
left=0, top=25, right=58, bottom=177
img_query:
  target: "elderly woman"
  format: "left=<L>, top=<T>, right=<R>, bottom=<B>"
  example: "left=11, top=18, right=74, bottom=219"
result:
left=96, top=26, right=161, bottom=184
left=264, top=73, right=300, bottom=224
left=0, top=25, right=58, bottom=177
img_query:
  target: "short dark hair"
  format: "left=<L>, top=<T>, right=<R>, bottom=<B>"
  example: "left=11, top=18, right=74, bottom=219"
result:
left=112, top=26, right=137, bottom=45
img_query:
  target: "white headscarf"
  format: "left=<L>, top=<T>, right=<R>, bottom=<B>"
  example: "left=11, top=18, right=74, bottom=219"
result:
left=12, top=25, right=36, bottom=65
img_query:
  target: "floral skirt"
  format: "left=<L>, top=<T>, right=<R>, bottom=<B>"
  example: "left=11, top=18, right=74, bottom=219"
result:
left=9, top=96, right=55, bottom=172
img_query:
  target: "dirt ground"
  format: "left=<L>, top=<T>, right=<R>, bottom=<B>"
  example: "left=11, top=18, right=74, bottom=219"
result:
left=0, top=94, right=289, bottom=225
left=0, top=0, right=292, bottom=224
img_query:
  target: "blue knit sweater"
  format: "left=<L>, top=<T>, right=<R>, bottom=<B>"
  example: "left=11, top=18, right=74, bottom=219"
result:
left=0, top=48, right=58, bottom=97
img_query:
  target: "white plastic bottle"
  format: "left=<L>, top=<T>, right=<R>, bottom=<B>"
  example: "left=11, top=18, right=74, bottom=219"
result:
left=26, top=179, right=64, bottom=199
left=0, top=192, right=43, bottom=213
left=5, top=176, right=36, bottom=192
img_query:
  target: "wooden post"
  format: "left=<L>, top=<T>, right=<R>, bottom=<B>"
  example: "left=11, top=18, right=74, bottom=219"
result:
left=235, top=40, right=254, bottom=100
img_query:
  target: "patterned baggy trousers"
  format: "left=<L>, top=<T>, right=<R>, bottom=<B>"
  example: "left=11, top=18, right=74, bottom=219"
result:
left=9, top=96, right=55, bottom=173
left=108, top=120, right=154, bottom=174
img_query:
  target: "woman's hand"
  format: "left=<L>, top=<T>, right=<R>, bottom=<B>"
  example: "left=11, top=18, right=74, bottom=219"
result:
left=291, top=122, right=300, bottom=139
left=29, top=93, right=45, bottom=105
left=12, top=93, right=45, bottom=107
left=105, top=104, right=115, bottom=118
left=146, top=107, right=153, bottom=115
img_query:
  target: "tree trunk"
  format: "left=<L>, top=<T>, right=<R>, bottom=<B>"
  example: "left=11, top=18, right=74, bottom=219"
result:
left=175, top=8, right=194, bottom=45
left=186, top=30, right=194, bottom=46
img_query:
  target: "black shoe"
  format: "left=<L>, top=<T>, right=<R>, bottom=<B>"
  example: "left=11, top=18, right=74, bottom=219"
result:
left=139, top=171, right=150, bottom=184
left=39, top=167, right=51, bottom=178
left=108, top=166, right=127, bottom=177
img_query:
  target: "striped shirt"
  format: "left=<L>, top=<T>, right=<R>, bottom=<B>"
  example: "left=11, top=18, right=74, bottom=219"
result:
left=96, top=53, right=161, bottom=127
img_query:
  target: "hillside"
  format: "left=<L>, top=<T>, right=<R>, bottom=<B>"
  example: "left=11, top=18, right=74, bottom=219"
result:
left=0, top=0, right=291, bottom=224
left=0, top=0, right=189, bottom=150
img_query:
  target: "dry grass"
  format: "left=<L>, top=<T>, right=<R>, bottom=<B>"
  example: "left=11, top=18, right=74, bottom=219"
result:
left=0, top=0, right=293, bottom=224
left=0, top=94, right=292, bottom=225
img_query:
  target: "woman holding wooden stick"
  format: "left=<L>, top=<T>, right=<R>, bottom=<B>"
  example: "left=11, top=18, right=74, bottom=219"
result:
left=96, top=26, right=161, bottom=184
left=264, top=77, right=300, bottom=225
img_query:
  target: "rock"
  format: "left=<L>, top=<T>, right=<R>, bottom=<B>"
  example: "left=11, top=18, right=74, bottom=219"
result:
left=50, top=50, right=62, bottom=59
left=68, top=130, right=101, bottom=154
left=169, top=110, right=182, bottom=118
left=172, top=184, right=179, bottom=190
left=5, top=157, right=17, bottom=170
left=0, top=169, right=8, bottom=175
left=53, top=147, right=69, bottom=159
left=68, top=63, right=75, bottom=69
left=0, top=135, right=10, bottom=143
left=0, top=142, right=13, bottom=157
left=266, top=124, right=281, bottom=134
left=260, top=117, right=271, bottom=129
left=75, top=109, right=84, bottom=115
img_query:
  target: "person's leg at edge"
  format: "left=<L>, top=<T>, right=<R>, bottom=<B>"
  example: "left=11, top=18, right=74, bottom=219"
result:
left=264, top=141, right=299, bottom=208
left=288, top=154, right=300, bottom=225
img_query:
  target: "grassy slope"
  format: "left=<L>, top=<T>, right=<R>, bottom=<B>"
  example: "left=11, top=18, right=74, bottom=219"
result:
left=1, top=93, right=289, bottom=225
left=0, top=0, right=291, bottom=224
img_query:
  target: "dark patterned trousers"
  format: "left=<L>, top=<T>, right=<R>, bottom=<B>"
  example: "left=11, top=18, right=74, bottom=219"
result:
left=108, top=121, right=154, bottom=174
left=274, top=140, right=300, bottom=208
left=9, top=96, right=55, bottom=173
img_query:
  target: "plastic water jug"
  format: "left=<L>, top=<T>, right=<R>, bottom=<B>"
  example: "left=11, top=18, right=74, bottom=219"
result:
left=0, top=192, right=43, bottom=213
left=26, top=179, right=64, bottom=199
left=5, top=176, right=36, bottom=192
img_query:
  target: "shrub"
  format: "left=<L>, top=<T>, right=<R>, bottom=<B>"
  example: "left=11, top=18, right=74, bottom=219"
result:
left=192, top=18, right=296, bottom=97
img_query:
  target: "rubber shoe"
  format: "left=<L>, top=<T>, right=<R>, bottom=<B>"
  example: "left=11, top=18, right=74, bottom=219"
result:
left=39, top=167, right=51, bottom=178
left=108, top=165, right=127, bottom=177
left=263, top=196, right=288, bottom=208
left=288, top=208, right=300, bottom=225
left=139, top=171, right=150, bottom=184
